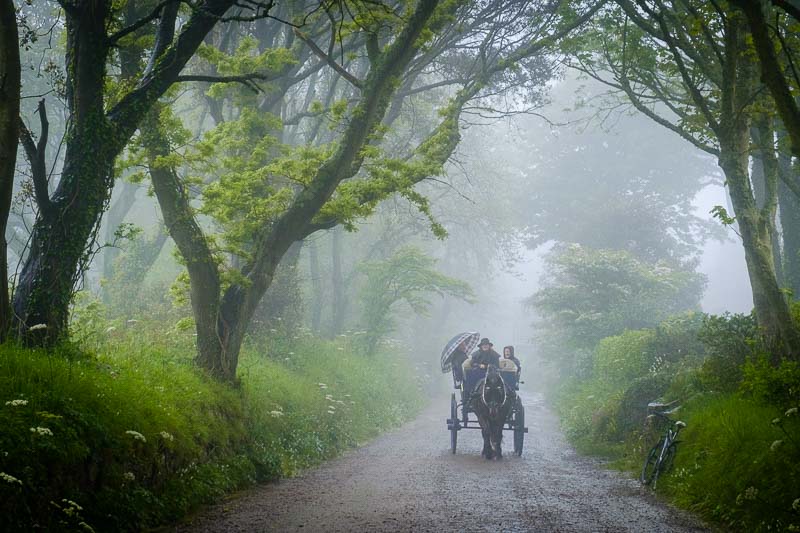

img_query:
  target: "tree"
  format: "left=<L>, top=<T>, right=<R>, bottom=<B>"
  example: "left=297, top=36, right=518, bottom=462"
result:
left=0, top=0, right=20, bottom=339
left=12, top=0, right=278, bottom=344
left=358, top=246, right=474, bottom=352
left=527, top=243, right=706, bottom=375
left=569, top=1, right=800, bottom=359
left=142, top=0, right=607, bottom=380
left=730, top=0, right=800, bottom=159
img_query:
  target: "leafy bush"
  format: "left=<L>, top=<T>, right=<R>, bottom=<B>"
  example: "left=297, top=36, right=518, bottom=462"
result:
left=594, top=329, right=656, bottom=386
left=741, top=357, right=800, bottom=409
left=695, top=312, right=758, bottom=393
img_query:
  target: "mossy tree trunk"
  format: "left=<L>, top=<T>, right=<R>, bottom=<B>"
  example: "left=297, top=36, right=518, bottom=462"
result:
left=0, top=0, right=19, bottom=340
left=717, top=17, right=800, bottom=359
left=11, top=0, right=243, bottom=343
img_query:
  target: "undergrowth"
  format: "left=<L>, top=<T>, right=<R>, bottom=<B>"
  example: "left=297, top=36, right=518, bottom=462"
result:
left=0, top=323, right=426, bottom=531
left=553, top=312, right=800, bottom=532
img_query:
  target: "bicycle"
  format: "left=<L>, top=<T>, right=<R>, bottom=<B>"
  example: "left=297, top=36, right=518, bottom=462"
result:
left=640, top=400, right=686, bottom=489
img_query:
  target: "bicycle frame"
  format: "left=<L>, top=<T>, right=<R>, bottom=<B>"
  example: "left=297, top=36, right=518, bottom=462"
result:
left=642, top=412, right=686, bottom=488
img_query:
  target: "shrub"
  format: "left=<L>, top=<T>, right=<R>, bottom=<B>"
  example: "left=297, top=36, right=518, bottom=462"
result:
left=593, top=329, right=656, bottom=386
left=741, top=357, right=800, bottom=409
left=661, top=394, right=800, bottom=532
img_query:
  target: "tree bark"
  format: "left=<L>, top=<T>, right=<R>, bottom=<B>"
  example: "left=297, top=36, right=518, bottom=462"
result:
left=718, top=20, right=800, bottom=359
left=12, top=0, right=239, bottom=343
left=752, top=116, right=784, bottom=285
left=0, top=0, right=19, bottom=340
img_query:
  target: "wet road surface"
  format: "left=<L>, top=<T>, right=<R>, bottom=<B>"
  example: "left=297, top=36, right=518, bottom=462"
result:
left=174, top=390, right=708, bottom=532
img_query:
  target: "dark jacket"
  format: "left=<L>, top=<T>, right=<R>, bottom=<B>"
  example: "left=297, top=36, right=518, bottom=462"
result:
left=470, top=348, right=501, bottom=368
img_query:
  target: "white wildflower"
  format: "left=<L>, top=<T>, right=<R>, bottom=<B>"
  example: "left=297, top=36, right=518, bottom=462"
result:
left=793, top=498, right=800, bottom=512
left=123, top=472, right=135, bottom=481
left=0, top=472, right=22, bottom=485
left=327, top=405, right=335, bottom=410
left=105, top=326, right=117, bottom=333
left=771, top=440, right=783, bottom=452
left=269, top=410, right=284, bottom=418
left=159, top=431, right=174, bottom=442
left=327, top=410, right=336, bottom=415
left=317, top=383, right=327, bottom=389
left=786, top=407, right=798, bottom=417
left=30, top=427, right=53, bottom=436
left=772, top=417, right=782, bottom=425
left=5, top=399, right=28, bottom=407
left=325, top=395, right=334, bottom=401
left=29, top=323, right=47, bottom=331
left=126, top=319, right=138, bottom=325
left=744, top=486, right=758, bottom=501
left=125, top=430, right=146, bottom=442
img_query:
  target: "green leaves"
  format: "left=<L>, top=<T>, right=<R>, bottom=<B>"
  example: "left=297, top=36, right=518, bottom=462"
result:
left=358, top=247, right=474, bottom=351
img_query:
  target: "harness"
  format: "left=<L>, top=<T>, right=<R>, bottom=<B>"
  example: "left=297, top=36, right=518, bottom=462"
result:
left=480, top=370, right=509, bottom=415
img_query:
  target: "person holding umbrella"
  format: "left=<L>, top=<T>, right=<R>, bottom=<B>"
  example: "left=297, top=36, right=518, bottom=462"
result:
left=440, top=332, right=480, bottom=387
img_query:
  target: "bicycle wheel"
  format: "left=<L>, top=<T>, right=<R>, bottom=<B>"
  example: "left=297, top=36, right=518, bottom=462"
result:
left=653, top=442, right=678, bottom=488
left=640, top=440, right=662, bottom=485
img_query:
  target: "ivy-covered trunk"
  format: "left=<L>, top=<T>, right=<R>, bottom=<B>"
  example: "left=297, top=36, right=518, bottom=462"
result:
left=12, top=2, right=113, bottom=342
left=778, top=152, right=800, bottom=297
left=0, top=0, right=19, bottom=339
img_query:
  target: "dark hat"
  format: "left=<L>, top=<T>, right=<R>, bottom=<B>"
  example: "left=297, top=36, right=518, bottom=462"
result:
left=479, top=337, right=493, bottom=347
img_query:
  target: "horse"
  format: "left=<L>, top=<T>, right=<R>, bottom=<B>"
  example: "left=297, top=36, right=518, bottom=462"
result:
left=470, top=365, right=515, bottom=460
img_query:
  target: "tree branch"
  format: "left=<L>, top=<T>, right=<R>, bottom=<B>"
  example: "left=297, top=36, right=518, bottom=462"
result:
left=293, top=28, right=363, bottom=89
left=108, top=0, right=179, bottom=44
left=17, top=100, right=52, bottom=212
left=176, top=73, right=279, bottom=93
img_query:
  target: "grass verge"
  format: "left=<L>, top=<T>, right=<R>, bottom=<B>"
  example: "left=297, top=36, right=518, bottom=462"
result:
left=0, top=328, right=426, bottom=532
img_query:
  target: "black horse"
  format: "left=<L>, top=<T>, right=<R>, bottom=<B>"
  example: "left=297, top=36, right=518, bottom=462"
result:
left=470, top=366, right=515, bottom=460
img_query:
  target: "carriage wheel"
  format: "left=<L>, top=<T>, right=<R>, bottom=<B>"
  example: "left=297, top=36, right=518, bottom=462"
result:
left=513, top=397, right=525, bottom=457
left=450, top=393, right=459, bottom=454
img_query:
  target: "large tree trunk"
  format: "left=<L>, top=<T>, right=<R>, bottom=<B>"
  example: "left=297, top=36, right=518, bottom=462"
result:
left=720, top=120, right=799, bottom=359
left=716, top=14, right=800, bottom=361
left=12, top=0, right=237, bottom=344
left=0, top=0, right=19, bottom=339
left=12, top=2, right=112, bottom=342
left=752, top=117, right=784, bottom=285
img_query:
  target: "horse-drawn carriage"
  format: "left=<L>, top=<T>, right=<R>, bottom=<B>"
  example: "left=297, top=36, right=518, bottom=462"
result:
left=441, top=332, right=528, bottom=458
left=446, top=366, right=527, bottom=457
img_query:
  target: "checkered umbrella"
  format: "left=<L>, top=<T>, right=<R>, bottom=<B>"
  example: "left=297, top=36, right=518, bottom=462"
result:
left=440, top=331, right=480, bottom=373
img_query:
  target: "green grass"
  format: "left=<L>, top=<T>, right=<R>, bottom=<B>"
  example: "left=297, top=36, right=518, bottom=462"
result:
left=660, top=394, right=800, bottom=532
left=556, top=376, right=800, bottom=532
left=0, top=327, right=426, bottom=532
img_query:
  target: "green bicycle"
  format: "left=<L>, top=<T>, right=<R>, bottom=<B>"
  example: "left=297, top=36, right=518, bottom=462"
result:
left=640, top=400, right=686, bottom=489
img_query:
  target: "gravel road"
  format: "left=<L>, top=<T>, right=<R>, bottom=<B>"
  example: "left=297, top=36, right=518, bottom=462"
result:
left=173, top=390, right=708, bottom=532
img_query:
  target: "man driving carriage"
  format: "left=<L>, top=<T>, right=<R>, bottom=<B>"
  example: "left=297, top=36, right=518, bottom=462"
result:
left=468, top=337, right=501, bottom=369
